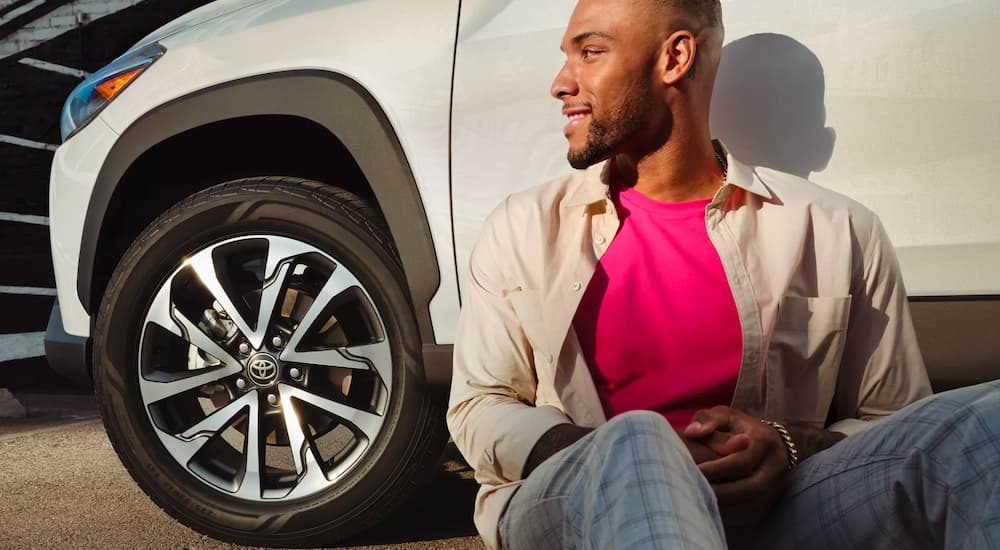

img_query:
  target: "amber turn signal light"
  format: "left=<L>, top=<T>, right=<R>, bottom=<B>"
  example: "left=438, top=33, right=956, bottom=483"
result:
left=94, top=68, right=145, bottom=100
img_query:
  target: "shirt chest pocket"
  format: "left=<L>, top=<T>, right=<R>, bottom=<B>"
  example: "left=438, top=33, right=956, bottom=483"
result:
left=767, top=295, right=852, bottom=422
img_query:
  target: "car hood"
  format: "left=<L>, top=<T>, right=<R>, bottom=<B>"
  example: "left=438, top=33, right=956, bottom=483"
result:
left=131, top=0, right=275, bottom=50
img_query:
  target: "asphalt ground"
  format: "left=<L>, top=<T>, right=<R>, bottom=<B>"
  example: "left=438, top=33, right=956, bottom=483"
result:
left=0, top=392, right=485, bottom=550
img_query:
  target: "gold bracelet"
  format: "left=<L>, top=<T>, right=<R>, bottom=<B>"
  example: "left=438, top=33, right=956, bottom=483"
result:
left=761, top=420, right=800, bottom=470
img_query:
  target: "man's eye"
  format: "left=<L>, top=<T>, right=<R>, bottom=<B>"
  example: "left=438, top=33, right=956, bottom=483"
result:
left=582, top=49, right=602, bottom=59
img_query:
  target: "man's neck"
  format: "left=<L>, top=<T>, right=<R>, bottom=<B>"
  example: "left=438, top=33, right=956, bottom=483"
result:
left=615, top=136, right=724, bottom=203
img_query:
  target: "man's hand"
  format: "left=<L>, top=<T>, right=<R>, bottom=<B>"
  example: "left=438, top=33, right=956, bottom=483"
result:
left=681, top=407, right=849, bottom=533
left=681, top=407, right=790, bottom=530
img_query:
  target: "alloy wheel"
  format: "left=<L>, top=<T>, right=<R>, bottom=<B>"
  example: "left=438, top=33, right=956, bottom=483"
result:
left=137, top=234, right=392, bottom=502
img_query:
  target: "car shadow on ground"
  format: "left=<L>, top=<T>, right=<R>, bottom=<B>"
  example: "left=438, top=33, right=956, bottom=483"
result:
left=340, top=442, right=481, bottom=547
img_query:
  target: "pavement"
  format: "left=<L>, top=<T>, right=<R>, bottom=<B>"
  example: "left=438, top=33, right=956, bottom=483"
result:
left=0, top=392, right=485, bottom=550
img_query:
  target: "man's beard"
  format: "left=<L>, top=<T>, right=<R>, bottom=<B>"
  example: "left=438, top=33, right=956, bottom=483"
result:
left=567, top=88, right=649, bottom=170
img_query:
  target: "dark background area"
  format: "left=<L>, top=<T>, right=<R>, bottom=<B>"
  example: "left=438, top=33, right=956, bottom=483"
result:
left=1, top=0, right=213, bottom=393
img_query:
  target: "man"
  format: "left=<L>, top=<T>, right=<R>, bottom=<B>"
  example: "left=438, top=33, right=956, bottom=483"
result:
left=447, top=1, right=1000, bottom=548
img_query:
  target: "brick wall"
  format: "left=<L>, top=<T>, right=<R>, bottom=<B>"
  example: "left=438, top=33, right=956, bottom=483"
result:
left=0, top=0, right=212, bottom=392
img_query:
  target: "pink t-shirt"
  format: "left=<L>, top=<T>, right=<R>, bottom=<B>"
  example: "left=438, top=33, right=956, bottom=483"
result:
left=573, top=186, right=743, bottom=429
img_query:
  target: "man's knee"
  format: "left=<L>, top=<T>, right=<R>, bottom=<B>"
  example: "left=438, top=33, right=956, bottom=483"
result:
left=598, top=410, right=686, bottom=452
left=604, top=409, right=671, bottom=432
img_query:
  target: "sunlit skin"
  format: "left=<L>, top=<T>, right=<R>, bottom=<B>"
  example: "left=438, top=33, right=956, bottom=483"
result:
left=551, top=0, right=725, bottom=202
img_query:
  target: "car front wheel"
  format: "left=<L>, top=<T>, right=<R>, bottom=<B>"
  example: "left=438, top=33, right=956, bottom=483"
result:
left=94, top=177, right=446, bottom=546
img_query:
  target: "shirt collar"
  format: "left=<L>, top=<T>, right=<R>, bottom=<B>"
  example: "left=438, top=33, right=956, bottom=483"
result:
left=561, top=140, right=773, bottom=208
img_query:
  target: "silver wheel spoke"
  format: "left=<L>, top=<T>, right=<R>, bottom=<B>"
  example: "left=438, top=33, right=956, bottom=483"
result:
left=280, top=264, right=365, bottom=362
left=187, top=251, right=257, bottom=347
left=279, top=390, right=309, bottom=475
left=285, top=444, right=331, bottom=500
left=145, top=281, right=181, bottom=338
left=280, top=384, right=382, bottom=443
left=234, top=396, right=263, bottom=500
left=277, top=348, right=370, bottom=370
left=159, top=391, right=257, bottom=465
left=253, top=236, right=316, bottom=349
left=342, top=341, right=393, bottom=387
left=278, top=391, right=333, bottom=494
left=142, top=299, right=243, bottom=404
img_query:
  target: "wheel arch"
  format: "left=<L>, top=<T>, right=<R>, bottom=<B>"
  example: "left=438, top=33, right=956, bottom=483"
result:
left=79, top=70, right=442, bottom=357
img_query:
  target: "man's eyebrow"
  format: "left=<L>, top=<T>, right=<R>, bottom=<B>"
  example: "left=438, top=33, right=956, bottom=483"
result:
left=561, top=31, right=615, bottom=52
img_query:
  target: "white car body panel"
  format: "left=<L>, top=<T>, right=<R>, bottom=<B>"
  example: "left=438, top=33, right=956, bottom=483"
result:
left=50, top=117, right=121, bottom=337
left=53, top=0, right=462, bottom=341
left=452, top=0, right=1000, bottom=300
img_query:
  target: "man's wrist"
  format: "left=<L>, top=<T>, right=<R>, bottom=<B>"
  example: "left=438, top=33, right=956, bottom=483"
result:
left=784, top=422, right=847, bottom=462
left=522, top=423, right=593, bottom=478
left=761, top=419, right=799, bottom=470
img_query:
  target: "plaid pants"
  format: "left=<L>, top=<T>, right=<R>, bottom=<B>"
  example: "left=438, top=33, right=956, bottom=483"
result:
left=499, top=381, right=1000, bottom=550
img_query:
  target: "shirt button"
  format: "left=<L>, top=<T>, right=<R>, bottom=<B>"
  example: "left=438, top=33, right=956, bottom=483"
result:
left=571, top=282, right=582, bottom=291
left=596, top=235, right=607, bottom=245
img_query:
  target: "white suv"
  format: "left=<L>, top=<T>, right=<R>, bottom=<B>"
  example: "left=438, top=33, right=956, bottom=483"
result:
left=45, top=0, right=1000, bottom=546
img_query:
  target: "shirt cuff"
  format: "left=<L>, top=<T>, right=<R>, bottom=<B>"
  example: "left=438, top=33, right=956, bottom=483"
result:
left=827, top=417, right=875, bottom=437
left=493, top=405, right=572, bottom=481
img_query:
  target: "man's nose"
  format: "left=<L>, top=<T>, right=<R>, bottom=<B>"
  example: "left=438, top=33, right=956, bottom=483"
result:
left=550, top=63, right=579, bottom=100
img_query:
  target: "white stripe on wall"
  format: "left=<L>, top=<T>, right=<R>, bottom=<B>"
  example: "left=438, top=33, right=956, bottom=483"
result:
left=0, top=212, right=48, bottom=225
left=0, top=134, right=58, bottom=151
left=18, top=57, right=89, bottom=78
left=0, top=0, right=27, bottom=12
left=1, top=0, right=145, bottom=61
left=0, top=332, right=45, bottom=362
left=0, top=286, right=57, bottom=296
left=0, top=0, right=43, bottom=27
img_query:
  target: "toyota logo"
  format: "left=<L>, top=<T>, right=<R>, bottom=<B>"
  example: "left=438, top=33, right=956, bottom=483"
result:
left=247, top=354, right=279, bottom=385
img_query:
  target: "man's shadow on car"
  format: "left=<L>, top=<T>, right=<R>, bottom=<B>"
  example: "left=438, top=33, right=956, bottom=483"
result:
left=711, top=33, right=836, bottom=179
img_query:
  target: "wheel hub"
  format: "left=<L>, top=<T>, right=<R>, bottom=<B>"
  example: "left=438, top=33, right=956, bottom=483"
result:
left=246, top=352, right=280, bottom=387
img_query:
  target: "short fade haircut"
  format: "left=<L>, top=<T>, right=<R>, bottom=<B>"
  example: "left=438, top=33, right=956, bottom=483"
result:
left=650, top=0, right=723, bottom=31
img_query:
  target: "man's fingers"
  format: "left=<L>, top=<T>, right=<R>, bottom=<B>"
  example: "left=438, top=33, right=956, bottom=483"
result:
left=697, top=445, right=763, bottom=483
left=714, top=432, right=750, bottom=456
left=683, top=439, right=723, bottom=464
left=683, top=407, right=732, bottom=438
left=695, top=431, right=750, bottom=458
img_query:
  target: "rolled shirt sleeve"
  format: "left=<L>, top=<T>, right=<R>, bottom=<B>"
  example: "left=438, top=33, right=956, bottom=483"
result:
left=830, top=213, right=932, bottom=436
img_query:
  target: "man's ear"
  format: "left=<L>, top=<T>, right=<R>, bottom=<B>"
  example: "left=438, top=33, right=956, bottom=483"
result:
left=660, top=30, right=697, bottom=85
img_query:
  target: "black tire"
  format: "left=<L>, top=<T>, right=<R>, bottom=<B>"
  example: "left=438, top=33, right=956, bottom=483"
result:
left=93, top=177, right=447, bottom=547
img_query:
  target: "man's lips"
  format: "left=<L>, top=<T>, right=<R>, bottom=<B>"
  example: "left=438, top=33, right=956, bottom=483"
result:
left=563, top=108, right=592, bottom=136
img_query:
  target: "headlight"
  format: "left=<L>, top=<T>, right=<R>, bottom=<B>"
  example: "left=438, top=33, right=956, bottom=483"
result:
left=60, top=43, right=166, bottom=142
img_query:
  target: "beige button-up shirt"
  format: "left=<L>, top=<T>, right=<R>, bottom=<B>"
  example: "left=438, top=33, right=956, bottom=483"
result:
left=446, top=149, right=932, bottom=550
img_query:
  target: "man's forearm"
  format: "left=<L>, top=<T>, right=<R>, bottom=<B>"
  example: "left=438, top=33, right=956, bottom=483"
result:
left=786, top=422, right=847, bottom=461
left=522, top=423, right=593, bottom=478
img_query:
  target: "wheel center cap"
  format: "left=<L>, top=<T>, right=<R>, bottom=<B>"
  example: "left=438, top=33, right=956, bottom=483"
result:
left=247, top=353, right=279, bottom=386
